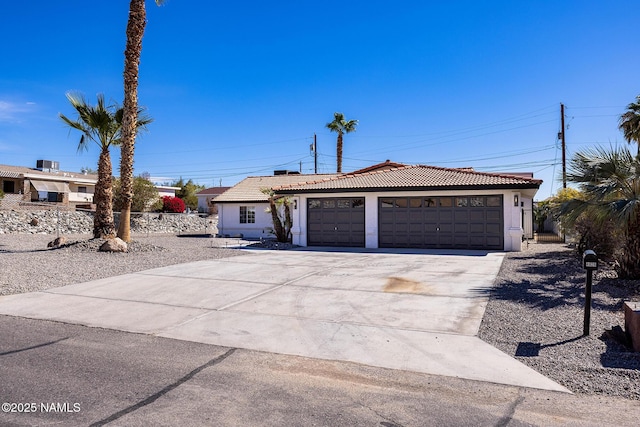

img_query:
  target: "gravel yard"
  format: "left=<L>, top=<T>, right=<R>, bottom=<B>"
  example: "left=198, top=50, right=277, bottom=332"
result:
left=479, top=241, right=640, bottom=400
left=1, top=233, right=639, bottom=401
left=0, top=234, right=245, bottom=295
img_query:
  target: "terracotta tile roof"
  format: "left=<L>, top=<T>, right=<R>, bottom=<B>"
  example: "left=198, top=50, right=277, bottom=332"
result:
left=214, top=174, right=339, bottom=203
left=0, top=164, right=98, bottom=182
left=274, top=165, right=542, bottom=193
left=349, top=160, right=406, bottom=174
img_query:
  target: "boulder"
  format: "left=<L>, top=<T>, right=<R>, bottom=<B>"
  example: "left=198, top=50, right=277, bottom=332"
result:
left=47, top=236, right=67, bottom=248
left=30, top=218, right=39, bottom=226
left=99, top=238, right=128, bottom=253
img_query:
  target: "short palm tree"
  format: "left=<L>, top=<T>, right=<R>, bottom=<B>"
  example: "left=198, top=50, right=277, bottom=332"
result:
left=561, top=146, right=640, bottom=278
left=118, top=0, right=164, bottom=242
left=619, top=95, right=640, bottom=156
left=60, top=93, right=122, bottom=238
left=326, top=112, right=358, bottom=173
left=61, top=93, right=152, bottom=238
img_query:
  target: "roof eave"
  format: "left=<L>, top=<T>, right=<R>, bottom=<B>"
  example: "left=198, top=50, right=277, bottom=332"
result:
left=276, top=183, right=541, bottom=195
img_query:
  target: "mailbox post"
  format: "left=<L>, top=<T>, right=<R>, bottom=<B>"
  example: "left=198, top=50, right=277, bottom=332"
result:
left=582, top=250, right=598, bottom=336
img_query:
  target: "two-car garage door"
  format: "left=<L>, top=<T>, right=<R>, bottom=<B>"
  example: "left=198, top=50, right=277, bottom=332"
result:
left=307, top=195, right=504, bottom=250
left=378, top=195, right=504, bottom=250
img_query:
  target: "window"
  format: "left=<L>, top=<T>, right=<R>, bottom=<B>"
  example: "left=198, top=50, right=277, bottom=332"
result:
left=486, top=196, right=502, bottom=207
left=78, top=186, right=87, bottom=193
left=439, top=198, right=453, bottom=207
left=470, top=197, right=484, bottom=207
left=409, top=198, right=422, bottom=208
left=239, top=206, right=255, bottom=224
left=380, top=198, right=394, bottom=208
left=3, top=180, right=15, bottom=194
left=308, top=199, right=321, bottom=209
left=338, top=199, right=351, bottom=209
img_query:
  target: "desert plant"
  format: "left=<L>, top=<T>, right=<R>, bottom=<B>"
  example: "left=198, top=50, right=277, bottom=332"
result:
left=162, top=196, right=185, bottom=213
left=261, top=188, right=293, bottom=243
left=559, top=146, right=640, bottom=278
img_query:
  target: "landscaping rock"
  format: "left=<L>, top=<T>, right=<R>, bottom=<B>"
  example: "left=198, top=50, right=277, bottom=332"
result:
left=99, top=238, right=128, bottom=253
left=47, top=236, right=67, bottom=248
left=0, top=210, right=217, bottom=235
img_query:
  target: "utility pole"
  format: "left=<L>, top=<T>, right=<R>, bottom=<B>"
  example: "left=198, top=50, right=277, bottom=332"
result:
left=561, top=103, right=567, bottom=189
left=313, top=133, right=318, bottom=174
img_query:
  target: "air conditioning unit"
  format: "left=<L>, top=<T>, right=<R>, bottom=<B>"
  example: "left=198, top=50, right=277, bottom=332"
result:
left=36, top=160, right=60, bottom=171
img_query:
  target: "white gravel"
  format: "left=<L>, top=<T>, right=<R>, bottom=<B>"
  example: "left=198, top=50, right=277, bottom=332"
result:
left=1, top=233, right=639, bottom=400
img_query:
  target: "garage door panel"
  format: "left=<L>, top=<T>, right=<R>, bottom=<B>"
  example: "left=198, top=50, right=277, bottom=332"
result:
left=424, top=211, right=438, bottom=221
left=379, top=195, right=504, bottom=250
left=439, top=223, right=453, bottom=233
left=486, top=223, right=501, bottom=234
left=470, top=211, right=485, bottom=221
left=470, top=223, right=485, bottom=233
left=454, top=223, right=468, bottom=233
left=438, top=210, right=453, bottom=221
left=308, top=198, right=365, bottom=247
left=454, top=211, right=469, bottom=221
left=486, top=209, right=501, bottom=220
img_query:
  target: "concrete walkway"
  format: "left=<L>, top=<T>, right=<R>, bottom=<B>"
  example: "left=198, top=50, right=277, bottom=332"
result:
left=0, top=248, right=569, bottom=393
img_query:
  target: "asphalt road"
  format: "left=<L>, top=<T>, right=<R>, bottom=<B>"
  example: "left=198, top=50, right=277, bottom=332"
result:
left=1, top=315, right=639, bottom=427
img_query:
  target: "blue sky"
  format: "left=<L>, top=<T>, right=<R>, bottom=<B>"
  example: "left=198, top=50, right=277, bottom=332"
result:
left=1, top=1, right=638, bottom=199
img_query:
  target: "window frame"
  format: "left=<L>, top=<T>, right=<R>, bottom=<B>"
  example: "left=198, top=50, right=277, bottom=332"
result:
left=239, top=205, right=256, bottom=224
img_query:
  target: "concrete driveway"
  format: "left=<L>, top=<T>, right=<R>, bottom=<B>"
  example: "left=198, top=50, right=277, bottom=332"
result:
left=0, top=248, right=568, bottom=392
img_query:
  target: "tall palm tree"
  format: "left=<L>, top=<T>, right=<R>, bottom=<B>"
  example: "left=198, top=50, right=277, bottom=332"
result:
left=60, top=93, right=152, bottom=239
left=561, top=146, right=640, bottom=279
left=619, top=95, right=640, bottom=157
left=60, top=93, right=122, bottom=238
left=118, top=0, right=164, bottom=242
left=326, top=112, right=358, bottom=173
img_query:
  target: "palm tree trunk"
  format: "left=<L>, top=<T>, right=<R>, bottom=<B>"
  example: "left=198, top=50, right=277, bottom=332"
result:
left=94, top=148, right=116, bottom=238
left=336, top=132, right=343, bottom=173
left=118, top=0, right=147, bottom=242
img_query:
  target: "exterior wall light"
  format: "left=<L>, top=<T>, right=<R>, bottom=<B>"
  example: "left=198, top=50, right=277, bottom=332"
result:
left=514, top=194, right=519, bottom=207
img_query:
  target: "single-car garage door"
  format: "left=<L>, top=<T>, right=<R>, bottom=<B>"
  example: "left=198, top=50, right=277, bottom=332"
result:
left=308, top=197, right=365, bottom=247
left=379, top=195, right=503, bottom=250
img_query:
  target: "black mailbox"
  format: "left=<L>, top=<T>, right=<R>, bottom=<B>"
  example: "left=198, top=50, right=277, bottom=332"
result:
left=583, top=250, right=598, bottom=270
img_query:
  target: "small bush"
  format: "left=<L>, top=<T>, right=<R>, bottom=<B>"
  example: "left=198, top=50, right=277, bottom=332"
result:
left=162, top=196, right=185, bottom=213
left=574, top=213, right=620, bottom=261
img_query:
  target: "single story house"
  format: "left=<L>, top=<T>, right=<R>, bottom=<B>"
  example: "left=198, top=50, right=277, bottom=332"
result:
left=213, top=173, right=338, bottom=239
left=155, top=185, right=182, bottom=199
left=217, top=162, right=541, bottom=251
left=0, top=161, right=97, bottom=210
left=0, top=161, right=183, bottom=212
left=196, top=186, right=232, bottom=213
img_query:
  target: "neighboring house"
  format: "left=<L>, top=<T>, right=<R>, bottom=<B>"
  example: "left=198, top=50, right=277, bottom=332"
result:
left=196, top=186, right=231, bottom=213
left=0, top=161, right=97, bottom=210
left=271, top=164, right=541, bottom=252
left=214, top=173, right=339, bottom=239
left=156, top=185, right=181, bottom=199
left=0, top=161, right=183, bottom=212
